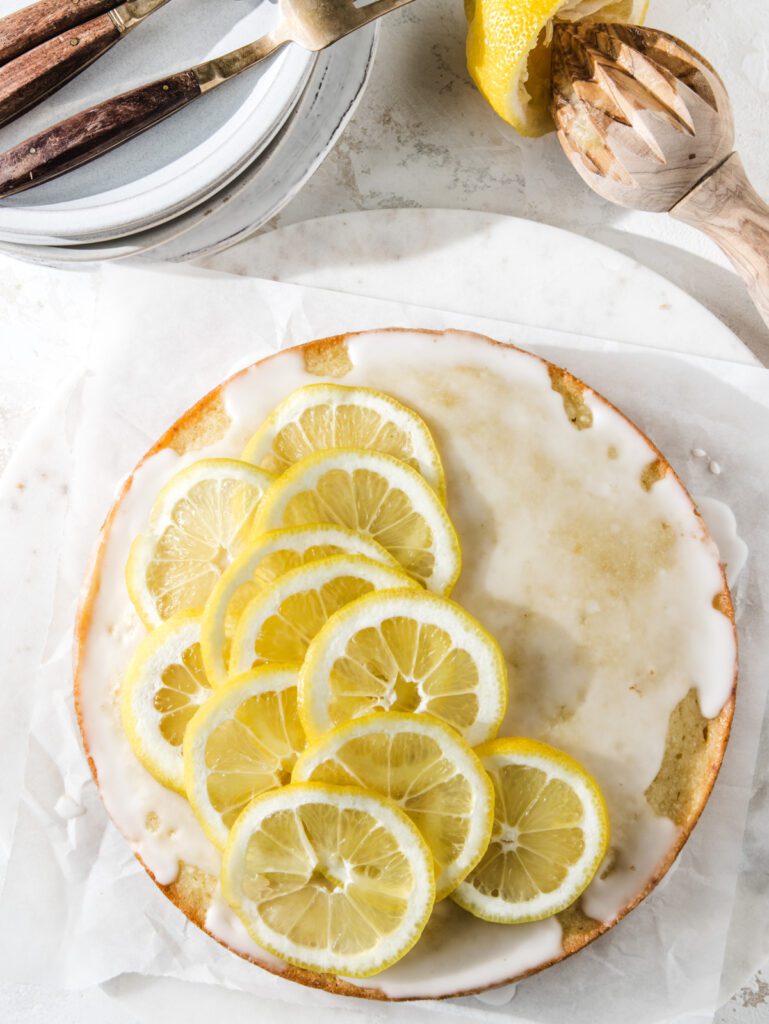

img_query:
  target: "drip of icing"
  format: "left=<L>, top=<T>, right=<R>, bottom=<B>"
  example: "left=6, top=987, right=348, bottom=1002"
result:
left=77, top=330, right=737, bottom=997
left=55, top=794, right=85, bottom=820
left=697, top=497, right=748, bottom=587
left=475, top=983, right=518, bottom=1006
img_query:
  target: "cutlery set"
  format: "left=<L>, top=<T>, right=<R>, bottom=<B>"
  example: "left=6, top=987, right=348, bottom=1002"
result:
left=0, top=0, right=413, bottom=197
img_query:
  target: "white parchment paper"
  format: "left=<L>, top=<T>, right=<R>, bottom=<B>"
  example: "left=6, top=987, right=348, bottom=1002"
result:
left=0, top=263, right=767, bottom=1024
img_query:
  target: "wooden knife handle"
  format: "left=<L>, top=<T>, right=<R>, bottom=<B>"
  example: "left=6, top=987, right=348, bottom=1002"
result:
left=0, top=15, right=121, bottom=129
left=0, top=69, right=201, bottom=197
left=0, top=0, right=118, bottom=65
left=672, top=152, right=769, bottom=344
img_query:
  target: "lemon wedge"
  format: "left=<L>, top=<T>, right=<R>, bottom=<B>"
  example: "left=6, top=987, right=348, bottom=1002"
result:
left=183, top=665, right=305, bottom=848
left=121, top=610, right=211, bottom=793
left=200, top=525, right=399, bottom=687
left=293, top=712, right=494, bottom=900
left=126, top=459, right=273, bottom=627
left=452, top=737, right=609, bottom=923
left=221, top=782, right=435, bottom=977
left=250, top=449, right=461, bottom=593
left=241, top=384, right=446, bottom=500
left=299, top=588, right=508, bottom=746
left=466, top=0, right=647, bottom=136
left=229, top=554, right=417, bottom=676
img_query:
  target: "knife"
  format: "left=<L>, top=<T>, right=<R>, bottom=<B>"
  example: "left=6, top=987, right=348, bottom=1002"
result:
left=0, top=0, right=171, bottom=129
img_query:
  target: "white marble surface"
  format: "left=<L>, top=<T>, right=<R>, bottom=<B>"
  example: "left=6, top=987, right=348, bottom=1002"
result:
left=1, top=0, right=769, bottom=1020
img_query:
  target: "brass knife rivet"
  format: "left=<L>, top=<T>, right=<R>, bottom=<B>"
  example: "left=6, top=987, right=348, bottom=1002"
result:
left=29, top=147, right=37, bottom=154
left=70, top=38, right=80, bottom=47
left=162, top=85, right=169, bottom=91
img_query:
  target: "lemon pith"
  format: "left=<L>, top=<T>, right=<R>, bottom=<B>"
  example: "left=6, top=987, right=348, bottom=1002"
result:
left=299, top=587, right=508, bottom=746
left=121, top=609, right=211, bottom=793
left=292, top=711, right=495, bottom=900
left=183, top=665, right=305, bottom=848
left=249, top=448, right=461, bottom=594
left=241, top=383, right=446, bottom=501
left=221, top=782, right=435, bottom=977
left=200, top=525, right=400, bottom=687
left=452, top=737, right=610, bottom=923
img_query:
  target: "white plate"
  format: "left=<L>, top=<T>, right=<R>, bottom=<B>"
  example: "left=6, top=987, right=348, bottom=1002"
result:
left=0, top=0, right=315, bottom=244
left=0, top=27, right=377, bottom=265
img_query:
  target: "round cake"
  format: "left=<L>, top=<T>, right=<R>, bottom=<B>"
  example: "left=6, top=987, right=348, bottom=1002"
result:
left=74, top=329, right=737, bottom=1000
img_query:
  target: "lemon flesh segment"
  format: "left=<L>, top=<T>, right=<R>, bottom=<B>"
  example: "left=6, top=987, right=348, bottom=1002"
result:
left=126, top=459, right=274, bottom=628
left=221, top=783, right=435, bottom=977
left=121, top=610, right=212, bottom=793
left=201, top=525, right=400, bottom=687
left=183, top=665, right=305, bottom=848
left=299, top=588, right=508, bottom=747
left=452, top=737, right=610, bottom=923
left=229, top=554, right=418, bottom=677
left=466, top=0, right=648, bottom=137
left=241, top=384, right=446, bottom=501
left=293, top=712, right=494, bottom=900
left=250, top=448, right=461, bottom=594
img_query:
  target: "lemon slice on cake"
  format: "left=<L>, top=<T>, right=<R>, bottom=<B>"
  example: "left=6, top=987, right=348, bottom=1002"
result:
left=452, top=737, right=609, bottom=923
left=466, top=0, right=647, bottom=136
left=221, top=782, right=435, bottom=977
left=126, top=459, right=273, bottom=627
left=201, top=525, right=399, bottom=687
left=183, top=665, right=305, bottom=848
left=229, top=554, right=418, bottom=676
left=241, top=384, right=446, bottom=500
left=299, top=588, right=508, bottom=746
left=293, top=712, right=494, bottom=899
left=249, top=449, right=461, bottom=593
left=121, top=610, right=212, bottom=793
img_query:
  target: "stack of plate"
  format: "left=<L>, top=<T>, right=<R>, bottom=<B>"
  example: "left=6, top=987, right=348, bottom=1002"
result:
left=0, top=1, right=376, bottom=265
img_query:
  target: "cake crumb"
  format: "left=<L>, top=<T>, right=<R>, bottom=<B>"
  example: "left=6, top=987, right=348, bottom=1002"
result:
left=709, top=461, right=722, bottom=475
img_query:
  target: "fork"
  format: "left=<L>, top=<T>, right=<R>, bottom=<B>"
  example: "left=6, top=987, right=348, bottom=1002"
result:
left=0, top=0, right=415, bottom=198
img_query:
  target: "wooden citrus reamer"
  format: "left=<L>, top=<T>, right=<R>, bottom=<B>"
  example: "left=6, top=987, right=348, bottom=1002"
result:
left=551, top=21, right=769, bottom=354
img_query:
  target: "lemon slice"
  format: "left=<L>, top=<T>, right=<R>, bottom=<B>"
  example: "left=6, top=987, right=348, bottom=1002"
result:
left=241, top=384, right=446, bottom=500
left=126, top=459, right=273, bottom=628
left=121, top=610, right=211, bottom=793
left=293, top=712, right=494, bottom=900
left=221, top=782, right=435, bottom=977
left=466, top=0, right=647, bottom=136
left=452, top=737, right=609, bottom=923
left=250, top=449, right=461, bottom=593
left=299, top=588, right=508, bottom=746
left=229, top=555, right=418, bottom=676
left=200, top=525, right=400, bottom=687
left=183, top=665, right=305, bottom=848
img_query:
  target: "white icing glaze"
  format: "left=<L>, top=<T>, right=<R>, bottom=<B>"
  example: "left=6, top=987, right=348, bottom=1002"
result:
left=697, top=497, right=748, bottom=588
left=76, top=330, right=737, bottom=998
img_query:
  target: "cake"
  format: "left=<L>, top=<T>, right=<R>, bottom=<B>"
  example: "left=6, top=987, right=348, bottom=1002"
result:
left=74, top=328, right=736, bottom=999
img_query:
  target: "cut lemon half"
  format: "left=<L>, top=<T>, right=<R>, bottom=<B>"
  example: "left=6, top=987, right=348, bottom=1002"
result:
left=299, top=588, right=508, bottom=746
left=121, top=610, right=211, bottom=793
left=250, top=449, right=461, bottom=593
left=126, top=459, right=273, bottom=627
left=229, top=554, right=418, bottom=676
left=241, top=384, right=446, bottom=500
left=183, top=665, right=305, bottom=848
left=452, top=737, right=609, bottom=923
left=293, top=712, right=494, bottom=900
left=200, top=525, right=399, bottom=687
left=221, top=782, right=435, bottom=977
left=466, top=0, right=647, bottom=136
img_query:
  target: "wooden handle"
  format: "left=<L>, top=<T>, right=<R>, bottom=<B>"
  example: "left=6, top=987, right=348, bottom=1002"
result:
left=0, top=0, right=118, bottom=65
left=672, top=152, right=769, bottom=342
left=0, top=69, right=201, bottom=197
left=0, top=14, right=121, bottom=129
